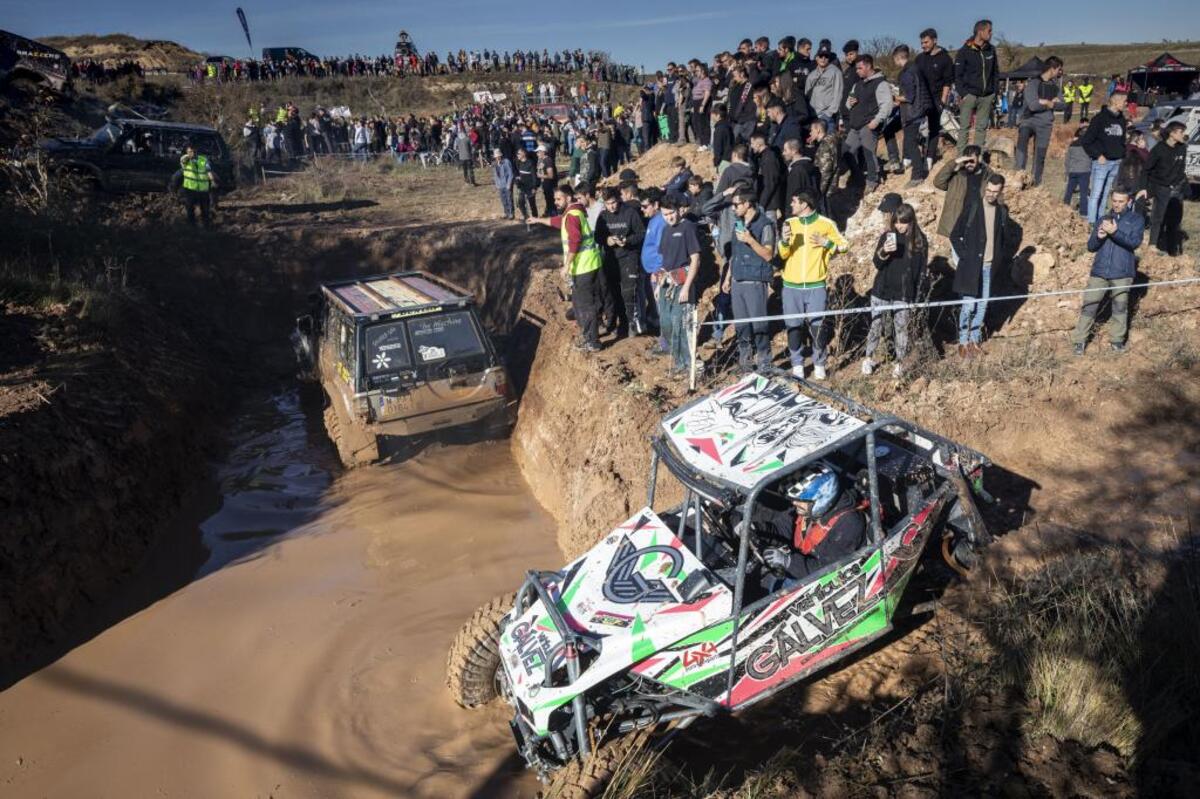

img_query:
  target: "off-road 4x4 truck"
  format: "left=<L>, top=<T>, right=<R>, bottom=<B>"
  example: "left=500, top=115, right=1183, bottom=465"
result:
left=295, top=271, right=514, bottom=467
left=447, top=371, right=992, bottom=797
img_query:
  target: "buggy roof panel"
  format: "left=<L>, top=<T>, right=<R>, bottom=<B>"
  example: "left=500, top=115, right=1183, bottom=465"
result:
left=324, top=271, right=472, bottom=316
left=661, top=373, right=866, bottom=490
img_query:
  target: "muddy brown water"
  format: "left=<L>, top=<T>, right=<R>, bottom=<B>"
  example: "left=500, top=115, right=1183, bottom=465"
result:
left=0, top=388, right=556, bottom=798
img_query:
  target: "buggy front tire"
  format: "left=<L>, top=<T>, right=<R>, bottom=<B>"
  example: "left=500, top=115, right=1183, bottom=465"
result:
left=541, top=728, right=653, bottom=799
left=446, top=591, right=516, bottom=708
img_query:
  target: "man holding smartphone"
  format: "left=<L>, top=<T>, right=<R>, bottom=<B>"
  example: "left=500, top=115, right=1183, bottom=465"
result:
left=723, top=189, right=777, bottom=371
left=1072, top=187, right=1144, bottom=355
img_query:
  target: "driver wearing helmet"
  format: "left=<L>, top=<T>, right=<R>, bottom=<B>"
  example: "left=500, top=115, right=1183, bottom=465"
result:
left=757, top=465, right=868, bottom=586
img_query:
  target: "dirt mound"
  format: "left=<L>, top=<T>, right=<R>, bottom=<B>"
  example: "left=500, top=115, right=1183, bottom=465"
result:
left=608, top=141, right=718, bottom=189
left=40, top=33, right=202, bottom=71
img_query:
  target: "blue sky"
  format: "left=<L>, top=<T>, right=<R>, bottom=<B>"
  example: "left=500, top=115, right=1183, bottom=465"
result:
left=4, top=0, right=1199, bottom=68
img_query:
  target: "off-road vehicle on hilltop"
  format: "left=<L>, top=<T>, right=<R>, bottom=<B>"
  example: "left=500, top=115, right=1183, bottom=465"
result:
left=294, top=271, right=515, bottom=467
left=0, top=30, right=71, bottom=92
left=38, top=118, right=235, bottom=193
left=447, top=371, right=993, bottom=797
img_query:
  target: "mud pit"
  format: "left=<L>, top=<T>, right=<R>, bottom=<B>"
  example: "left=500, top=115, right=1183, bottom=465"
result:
left=0, top=387, right=555, bottom=798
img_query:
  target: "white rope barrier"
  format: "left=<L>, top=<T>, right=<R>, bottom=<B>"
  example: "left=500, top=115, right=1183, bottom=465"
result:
left=697, top=276, right=1200, bottom=326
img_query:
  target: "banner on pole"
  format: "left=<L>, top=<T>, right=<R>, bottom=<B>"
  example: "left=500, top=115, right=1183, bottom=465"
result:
left=236, top=8, right=253, bottom=52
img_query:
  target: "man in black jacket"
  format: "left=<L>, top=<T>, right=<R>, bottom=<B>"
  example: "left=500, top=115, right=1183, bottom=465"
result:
left=1137, top=121, right=1188, bottom=255
left=767, top=99, right=803, bottom=153
left=951, top=173, right=1008, bottom=357
left=711, top=103, right=734, bottom=167
left=513, top=148, right=539, bottom=221
left=596, top=187, right=647, bottom=335
left=727, top=65, right=757, bottom=143
left=1081, top=91, right=1129, bottom=224
left=844, top=55, right=894, bottom=192
left=783, top=139, right=820, bottom=204
left=749, top=131, right=786, bottom=220
left=915, top=28, right=954, bottom=162
left=894, top=44, right=932, bottom=186
left=953, top=19, right=998, bottom=155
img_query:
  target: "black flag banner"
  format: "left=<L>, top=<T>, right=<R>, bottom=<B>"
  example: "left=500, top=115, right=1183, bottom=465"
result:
left=236, top=7, right=253, bottom=51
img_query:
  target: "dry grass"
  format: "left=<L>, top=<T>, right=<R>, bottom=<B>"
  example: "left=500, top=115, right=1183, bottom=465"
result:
left=982, top=538, right=1200, bottom=759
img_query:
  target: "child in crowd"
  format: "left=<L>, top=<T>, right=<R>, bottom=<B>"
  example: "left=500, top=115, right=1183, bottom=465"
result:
left=1063, top=124, right=1090, bottom=218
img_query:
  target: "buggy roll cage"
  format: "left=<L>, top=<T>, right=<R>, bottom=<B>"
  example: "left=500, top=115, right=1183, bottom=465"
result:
left=507, top=370, right=991, bottom=751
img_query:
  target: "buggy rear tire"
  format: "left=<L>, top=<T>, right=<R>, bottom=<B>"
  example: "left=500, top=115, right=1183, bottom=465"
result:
left=446, top=591, right=516, bottom=708
left=323, top=398, right=379, bottom=468
left=541, top=728, right=653, bottom=799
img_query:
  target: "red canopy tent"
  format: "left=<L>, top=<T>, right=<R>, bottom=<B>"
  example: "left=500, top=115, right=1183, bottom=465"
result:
left=1127, top=52, right=1200, bottom=100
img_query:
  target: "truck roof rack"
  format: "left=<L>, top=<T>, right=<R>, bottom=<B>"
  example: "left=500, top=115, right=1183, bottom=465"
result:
left=321, top=270, right=475, bottom=319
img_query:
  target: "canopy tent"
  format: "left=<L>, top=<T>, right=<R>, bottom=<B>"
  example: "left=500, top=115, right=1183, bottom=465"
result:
left=1001, top=57, right=1045, bottom=80
left=1127, top=52, right=1199, bottom=100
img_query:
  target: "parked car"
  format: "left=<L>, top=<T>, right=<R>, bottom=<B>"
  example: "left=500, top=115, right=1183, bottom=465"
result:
left=294, top=271, right=515, bottom=467
left=38, top=118, right=235, bottom=193
left=447, top=372, right=993, bottom=797
left=261, top=47, right=320, bottom=63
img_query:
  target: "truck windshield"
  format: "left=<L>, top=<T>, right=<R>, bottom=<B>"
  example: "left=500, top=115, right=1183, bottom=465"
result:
left=363, top=321, right=412, bottom=375
left=408, top=311, right=485, bottom=364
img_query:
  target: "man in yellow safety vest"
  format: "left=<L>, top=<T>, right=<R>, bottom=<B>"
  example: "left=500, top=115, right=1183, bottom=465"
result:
left=1063, top=79, right=1077, bottom=122
left=530, top=182, right=604, bottom=351
left=179, top=144, right=216, bottom=227
left=1077, top=79, right=1095, bottom=121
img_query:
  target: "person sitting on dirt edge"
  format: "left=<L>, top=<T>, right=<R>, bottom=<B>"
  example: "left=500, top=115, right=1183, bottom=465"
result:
left=752, top=465, right=868, bottom=590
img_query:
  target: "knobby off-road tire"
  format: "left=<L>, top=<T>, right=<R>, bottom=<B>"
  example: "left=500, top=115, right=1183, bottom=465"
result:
left=542, top=727, right=654, bottom=799
left=322, top=400, right=379, bottom=469
left=446, top=591, right=516, bottom=708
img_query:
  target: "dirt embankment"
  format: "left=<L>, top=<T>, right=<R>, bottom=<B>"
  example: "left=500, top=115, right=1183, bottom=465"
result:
left=0, top=289, right=214, bottom=672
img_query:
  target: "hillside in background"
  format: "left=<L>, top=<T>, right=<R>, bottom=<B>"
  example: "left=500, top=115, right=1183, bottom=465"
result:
left=37, top=32, right=1200, bottom=79
left=39, top=34, right=204, bottom=72
left=989, top=40, right=1200, bottom=76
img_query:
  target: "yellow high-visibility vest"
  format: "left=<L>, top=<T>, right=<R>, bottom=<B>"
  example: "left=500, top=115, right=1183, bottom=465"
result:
left=560, top=208, right=602, bottom=276
left=180, top=154, right=211, bottom=192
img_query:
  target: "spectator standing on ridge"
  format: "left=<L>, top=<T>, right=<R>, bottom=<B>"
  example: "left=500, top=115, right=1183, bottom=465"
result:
left=455, top=130, right=475, bottom=185
left=640, top=188, right=669, bottom=353
left=1081, top=91, right=1129, bottom=224
left=1063, top=124, right=1091, bottom=218
left=950, top=173, right=1008, bottom=358
left=514, top=148, right=539, bottom=221
left=933, top=145, right=991, bottom=250
left=1071, top=187, right=1144, bottom=355
left=711, top=103, right=734, bottom=169
left=749, top=131, right=786, bottom=221
left=863, top=200, right=927, bottom=378
left=657, top=195, right=703, bottom=377
left=536, top=144, right=557, bottom=217
left=596, top=187, right=647, bottom=336
left=530, top=183, right=605, bottom=353
left=723, top=188, right=777, bottom=371
left=893, top=44, right=931, bottom=186
left=1015, top=56, right=1063, bottom=187
left=953, top=19, right=998, bottom=155
left=806, top=47, right=843, bottom=133
left=843, top=54, right=893, bottom=194
left=809, top=121, right=839, bottom=215
left=1138, top=121, right=1188, bottom=255
left=492, top=148, right=515, bottom=220
left=777, top=191, right=849, bottom=380
left=915, top=28, right=954, bottom=163
left=783, top=139, right=820, bottom=204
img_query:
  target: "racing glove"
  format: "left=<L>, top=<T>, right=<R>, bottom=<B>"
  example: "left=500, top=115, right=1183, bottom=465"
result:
left=763, top=546, right=792, bottom=572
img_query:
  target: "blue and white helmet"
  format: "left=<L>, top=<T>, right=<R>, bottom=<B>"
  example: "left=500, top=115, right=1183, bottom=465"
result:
left=785, top=465, right=839, bottom=518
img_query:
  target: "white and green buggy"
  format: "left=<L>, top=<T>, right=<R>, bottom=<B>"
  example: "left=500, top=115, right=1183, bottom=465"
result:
left=446, top=371, right=991, bottom=797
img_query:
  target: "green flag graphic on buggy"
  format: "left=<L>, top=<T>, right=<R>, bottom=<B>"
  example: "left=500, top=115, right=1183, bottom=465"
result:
left=498, top=508, right=733, bottom=736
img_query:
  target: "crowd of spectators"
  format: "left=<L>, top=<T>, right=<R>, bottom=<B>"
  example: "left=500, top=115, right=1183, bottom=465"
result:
left=221, top=21, right=1185, bottom=381
left=190, top=49, right=639, bottom=85
left=70, top=59, right=146, bottom=84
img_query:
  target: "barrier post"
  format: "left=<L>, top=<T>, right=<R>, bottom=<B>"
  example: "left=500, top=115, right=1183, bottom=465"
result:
left=688, top=306, right=699, bottom=392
